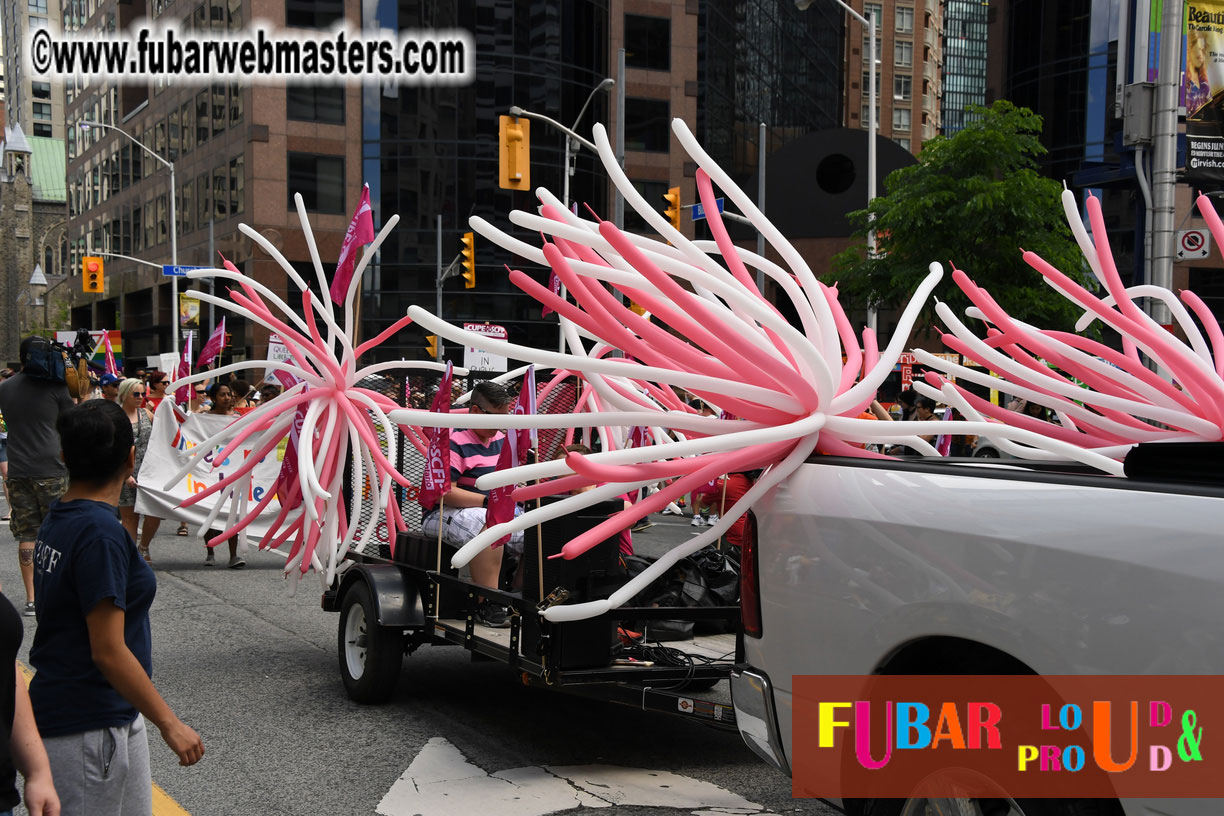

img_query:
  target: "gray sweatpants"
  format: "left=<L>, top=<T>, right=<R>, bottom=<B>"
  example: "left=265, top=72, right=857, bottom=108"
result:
left=42, top=714, right=153, bottom=816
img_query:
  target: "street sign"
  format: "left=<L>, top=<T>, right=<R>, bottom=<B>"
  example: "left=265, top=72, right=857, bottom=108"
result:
left=463, top=323, right=508, bottom=372
left=691, top=198, right=725, bottom=222
left=1176, top=229, right=1211, bottom=260
left=162, top=264, right=209, bottom=277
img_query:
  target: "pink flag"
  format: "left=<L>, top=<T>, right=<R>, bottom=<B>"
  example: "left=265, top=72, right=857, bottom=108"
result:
left=541, top=268, right=562, bottom=318
left=273, top=405, right=308, bottom=513
left=196, top=317, right=226, bottom=369
left=329, top=184, right=375, bottom=305
left=174, top=331, right=193, bottom=405
left=418, top=363, right=454, bottom=511
left=487, top=367, right=535, bottom=546
left=935, top=406, right=955, bottom=456
left=103, top=331, right=119, bottom=377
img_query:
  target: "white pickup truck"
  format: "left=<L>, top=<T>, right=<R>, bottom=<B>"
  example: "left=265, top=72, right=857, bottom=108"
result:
left=729, top=446, right=1224, bottom=816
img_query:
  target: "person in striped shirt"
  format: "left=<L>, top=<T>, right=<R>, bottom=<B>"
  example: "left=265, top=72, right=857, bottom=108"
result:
left=421, top=381, right=522, bottom=627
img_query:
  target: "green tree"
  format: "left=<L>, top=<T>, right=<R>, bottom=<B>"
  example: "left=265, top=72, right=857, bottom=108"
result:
left=831, top=101, right=1092, bottom=332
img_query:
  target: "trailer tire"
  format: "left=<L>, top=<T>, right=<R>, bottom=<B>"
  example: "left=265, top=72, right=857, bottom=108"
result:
left=338, top=582, right=404, bottom=704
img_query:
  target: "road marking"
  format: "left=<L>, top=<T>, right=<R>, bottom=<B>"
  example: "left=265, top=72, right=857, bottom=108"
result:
left=17, top=660, right=191, bottom=816
left=377, top=737, right=772, bottom=816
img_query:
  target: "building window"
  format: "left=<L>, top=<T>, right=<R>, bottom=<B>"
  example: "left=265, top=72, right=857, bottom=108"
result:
left=196, top=172, right=211, bottom=230
left=230, top=155, right=244, bottom=215
left=181, top=101, right=196, bottom=155
left=864, top=2, right=882, bottom=25
left=182, top=180, right=195, bottom=234
left=211, top=84, right=226, bottom=137
left=893, top=107, right=912, bottom=131
left=29, top=15, right=47, bottom=28
left=897, top=137, right=911, bottom=151
left=861, top=104, right=880, bottom=126
left=624, top=98, right=669, bottom=152
left=862, top=71, right=880, bottom=96
left=288, top=153, right=345, bottom=213
left=32, top=81, right=50, bottom=99
left=33, top=124, right=53, bottom=137
left=229, top=83, right=242, bottom=127
left=287, top=86, right=345, bottom=124
left=895, top=40, right=913, bottom=67
left=895, top=6, right=914, bottom=33
left=29, top=0, right=47, bottom=11
left=894, top=74, right=912, bottom=101
left=624, top=14, right=669, bottom=70
left=285, top=0, right=343, bottom=28
left=33, top=102, right=52, bottom=120
left=196, top=91, right=210, bottom=146
left=213, top=165, right=228, bottom=219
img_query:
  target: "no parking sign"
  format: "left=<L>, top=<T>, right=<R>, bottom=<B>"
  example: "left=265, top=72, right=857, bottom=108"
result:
left=1176, top=229, right=1212, bottom=260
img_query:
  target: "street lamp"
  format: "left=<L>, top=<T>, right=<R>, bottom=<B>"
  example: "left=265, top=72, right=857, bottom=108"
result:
left=564, top=78, right=615, bottom=208
left=510, top=75, right=614, bottom=208
left=797, top=0, right=878, bottom=333
left=78, top=119, right=179, bottom=355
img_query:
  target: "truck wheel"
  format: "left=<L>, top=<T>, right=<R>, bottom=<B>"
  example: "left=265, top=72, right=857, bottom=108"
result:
left=858, top=797, right=1122, bottom=816
left=338, top=582, right=404, bottom=704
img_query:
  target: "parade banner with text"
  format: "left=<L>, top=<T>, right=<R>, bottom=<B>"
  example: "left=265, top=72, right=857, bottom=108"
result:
left=135, top=401, right=292, bottom=539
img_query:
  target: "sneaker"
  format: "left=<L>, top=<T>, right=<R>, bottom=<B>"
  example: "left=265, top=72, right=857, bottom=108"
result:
left=475, top=600, right=510, bottom=628
left=631, top=520, right=655, bottom=533
left=707, top=514, right=720, bottom=526
left=228, top=555, right=246, bottom=569
left=22, top=602, right=35, bottom=617
left=203, top=550, right=215, bottom=566
left=691, top=515, right=705, bottom=527
left=661, top=504, right=682, bottom=516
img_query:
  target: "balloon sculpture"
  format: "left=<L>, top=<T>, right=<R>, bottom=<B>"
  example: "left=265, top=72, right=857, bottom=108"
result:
left=166, top=195, right=468, bottom=589
left=169, top=118, right=1224, bottom=621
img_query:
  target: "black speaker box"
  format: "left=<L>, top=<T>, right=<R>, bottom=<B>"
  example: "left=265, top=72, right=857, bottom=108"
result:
left=519, top=497, right=623, bottom=670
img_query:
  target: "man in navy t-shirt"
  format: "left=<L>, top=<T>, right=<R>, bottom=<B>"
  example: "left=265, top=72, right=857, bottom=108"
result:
left=29, top=400, right=203, bottom=815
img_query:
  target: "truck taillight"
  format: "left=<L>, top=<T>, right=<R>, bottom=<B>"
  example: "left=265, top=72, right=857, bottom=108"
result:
left=741, top=512, right=762, bottom=638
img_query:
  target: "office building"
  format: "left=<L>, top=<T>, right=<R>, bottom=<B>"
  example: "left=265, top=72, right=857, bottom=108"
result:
left=941, top=0, right=988, bottom=134
left=2, top=0, right=66, bottom=139
left=842, top=0, right=943, bottom=154
left=63, top=0, right=363, bottom=362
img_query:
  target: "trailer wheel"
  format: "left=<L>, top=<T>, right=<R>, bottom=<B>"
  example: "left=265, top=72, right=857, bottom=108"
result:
left=338, top=582, right=404, bottom=703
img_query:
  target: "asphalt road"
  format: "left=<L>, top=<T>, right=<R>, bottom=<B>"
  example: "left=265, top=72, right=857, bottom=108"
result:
left=0, top=507, right=840, bottom=816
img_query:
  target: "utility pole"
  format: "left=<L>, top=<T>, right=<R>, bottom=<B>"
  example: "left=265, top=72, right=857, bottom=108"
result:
left=1150, top=0, right=1183, bottom=326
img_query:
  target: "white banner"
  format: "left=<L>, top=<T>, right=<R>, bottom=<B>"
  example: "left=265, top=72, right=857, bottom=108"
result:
left=462, top=323, right=508, bottom=372
left=135, top=401, right=293, bottom=540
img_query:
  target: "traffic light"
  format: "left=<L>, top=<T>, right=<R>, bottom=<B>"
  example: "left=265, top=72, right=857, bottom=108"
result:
left=82, top=256, right=104, bottom=293
left=498, top=115, right=530, bottom=190
left=460, top=232, right=476, bottom=289
left=425, top=335, right=439, bottom=359
left=663, top=186, right=681, bottom=229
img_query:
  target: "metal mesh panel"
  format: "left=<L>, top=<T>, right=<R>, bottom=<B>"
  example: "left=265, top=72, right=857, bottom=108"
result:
left=345, top=369, right=579, bottom=548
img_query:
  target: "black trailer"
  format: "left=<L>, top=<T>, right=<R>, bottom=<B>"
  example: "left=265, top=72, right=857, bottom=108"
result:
left=321, top=521, right=743, bottom=733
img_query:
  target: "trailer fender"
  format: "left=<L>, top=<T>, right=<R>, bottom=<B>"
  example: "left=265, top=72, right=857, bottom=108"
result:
left=336, top=565, right=426, bottom=628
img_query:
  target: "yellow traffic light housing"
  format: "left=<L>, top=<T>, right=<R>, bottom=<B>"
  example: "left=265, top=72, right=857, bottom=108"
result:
left=499, top=115, right=530, bottom=190
left=82, top=256, right=104, bottom=293
left=460, top=231, right=476, bottom=289
left=663, top=186, right=681, bottom=229
left=426, top=335, right=439, bottom=359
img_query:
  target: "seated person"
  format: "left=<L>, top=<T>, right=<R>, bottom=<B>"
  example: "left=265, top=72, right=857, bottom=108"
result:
left=420, top=381, right=523, bottom=628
